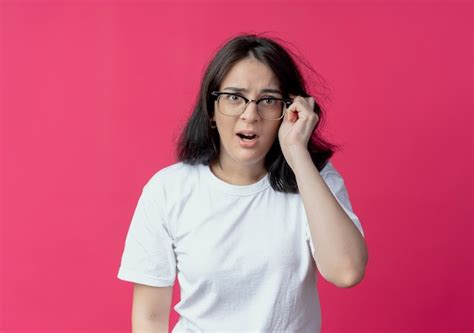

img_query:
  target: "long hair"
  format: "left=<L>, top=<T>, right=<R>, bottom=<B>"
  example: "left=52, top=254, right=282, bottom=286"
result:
left=176, top=33, right=339, bottom=193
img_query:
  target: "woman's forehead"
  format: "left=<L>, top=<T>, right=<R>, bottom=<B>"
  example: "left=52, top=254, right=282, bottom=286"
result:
left=221, top=86, right=283, bottom=95
left=219, top=58, right=280, bottom=92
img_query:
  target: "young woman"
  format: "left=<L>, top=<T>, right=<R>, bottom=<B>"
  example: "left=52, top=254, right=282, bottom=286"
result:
left=118, top=33, right=368, bottom=332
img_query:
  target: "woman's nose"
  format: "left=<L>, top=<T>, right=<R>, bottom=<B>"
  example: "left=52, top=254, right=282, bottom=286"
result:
left=240, top=100, right=261, bottom=121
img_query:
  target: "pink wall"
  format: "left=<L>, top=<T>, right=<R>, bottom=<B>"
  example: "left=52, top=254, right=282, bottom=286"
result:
left=1, top=1, right=472, bottom=332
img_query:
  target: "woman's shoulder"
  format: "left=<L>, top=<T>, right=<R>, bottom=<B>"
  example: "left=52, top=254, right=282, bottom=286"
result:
left=143, top=161, right=201, bottom=190
left=320, top=160, right=336, bottom=174
left=318, top=160, right=347, bottom=184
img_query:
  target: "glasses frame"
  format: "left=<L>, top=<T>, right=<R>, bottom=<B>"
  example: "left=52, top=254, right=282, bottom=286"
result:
left=210, top=91, right=293, bottom=120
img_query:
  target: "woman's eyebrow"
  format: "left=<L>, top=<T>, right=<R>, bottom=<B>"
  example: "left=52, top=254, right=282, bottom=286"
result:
left=222, top=87, right=282, bottom=95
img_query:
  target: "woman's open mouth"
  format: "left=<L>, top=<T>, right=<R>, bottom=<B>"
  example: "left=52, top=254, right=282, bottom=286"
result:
left=236, top=133, right=258, bottom=148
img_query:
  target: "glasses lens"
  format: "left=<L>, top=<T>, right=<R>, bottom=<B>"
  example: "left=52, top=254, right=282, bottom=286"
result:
left=217, top=94, right=285, bottom=120
left=217, top=94, right=246, bottom=116
left=258, top=99, right=284, bottom=120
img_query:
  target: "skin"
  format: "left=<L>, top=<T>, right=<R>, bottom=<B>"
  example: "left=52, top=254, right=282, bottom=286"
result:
left=211, top=56, right=368, bottom=287
left=280, top=96, right=368, bottom=287
left=210, top=57, right=283, bottom=185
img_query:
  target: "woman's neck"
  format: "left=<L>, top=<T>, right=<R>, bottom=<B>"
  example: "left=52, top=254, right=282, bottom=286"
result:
left=210, top=158, right=267, bottom=185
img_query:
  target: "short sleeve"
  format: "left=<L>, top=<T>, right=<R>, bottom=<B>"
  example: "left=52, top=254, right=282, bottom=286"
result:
left=305, top=161, right=365, bottom=259
left=117, top=178, right=177, bottom=287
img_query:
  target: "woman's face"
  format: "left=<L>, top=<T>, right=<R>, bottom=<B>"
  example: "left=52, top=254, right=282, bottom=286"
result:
left=212, top=57, right=283, bottom=169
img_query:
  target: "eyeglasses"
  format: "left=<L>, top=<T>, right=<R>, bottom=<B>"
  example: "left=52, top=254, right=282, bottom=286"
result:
left=211, top=91, right=293, bottom=120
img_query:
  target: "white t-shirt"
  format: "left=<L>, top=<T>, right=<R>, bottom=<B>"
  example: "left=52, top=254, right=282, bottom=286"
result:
left=117, top=160, right=364, bottom=332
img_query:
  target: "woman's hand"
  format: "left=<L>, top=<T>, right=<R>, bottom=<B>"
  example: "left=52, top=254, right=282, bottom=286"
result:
left=278, top=95, right=320, bottom=169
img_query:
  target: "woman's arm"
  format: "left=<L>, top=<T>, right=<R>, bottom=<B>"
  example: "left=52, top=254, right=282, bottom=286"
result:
left=132, top=283, right=173, bottom=332
left=278, top=95, right=367, bottom=288
left=292, top=148, right=368, bottom=288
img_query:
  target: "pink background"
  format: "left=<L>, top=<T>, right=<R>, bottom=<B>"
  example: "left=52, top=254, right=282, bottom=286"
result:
left=1, top=1, right=472, bottom=332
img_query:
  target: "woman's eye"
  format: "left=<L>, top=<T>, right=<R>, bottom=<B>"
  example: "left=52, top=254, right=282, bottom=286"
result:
left=263, top=98, right=276, bottom=105
left=226, top=94, right=241, bottom=102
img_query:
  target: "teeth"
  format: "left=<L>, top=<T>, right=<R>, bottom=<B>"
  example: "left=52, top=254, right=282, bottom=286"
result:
left=238, top=133, right=256, bottom=140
